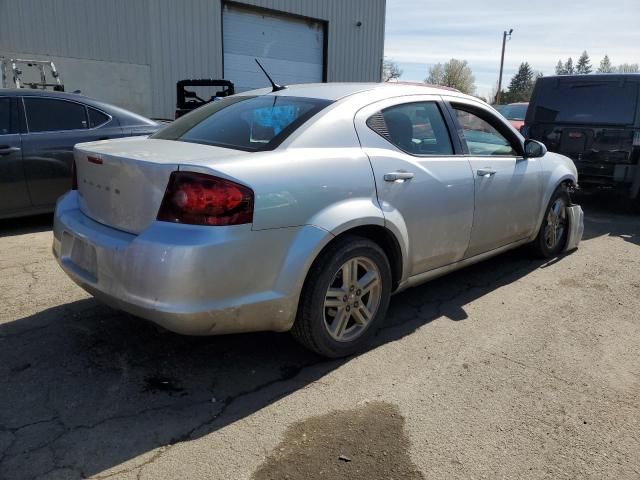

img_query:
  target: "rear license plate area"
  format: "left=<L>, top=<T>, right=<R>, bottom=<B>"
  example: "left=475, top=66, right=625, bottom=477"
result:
left=560, top=130, right=587, bottom=153
left=62, top=232, right=98, bottom=281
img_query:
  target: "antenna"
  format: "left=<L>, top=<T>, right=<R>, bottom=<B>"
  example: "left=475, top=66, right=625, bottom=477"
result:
left=255, top=59, right=286, bottom=92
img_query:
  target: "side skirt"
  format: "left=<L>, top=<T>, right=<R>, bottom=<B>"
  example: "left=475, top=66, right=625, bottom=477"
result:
left=395, top=238, right=531, bottom=293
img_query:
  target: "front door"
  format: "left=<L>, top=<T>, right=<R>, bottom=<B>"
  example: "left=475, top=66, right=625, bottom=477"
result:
left=446, top=99, right=543, bottom=257
left=0, top=97, right=30, bottom=216
left=355, top=96, right=475, bottom=276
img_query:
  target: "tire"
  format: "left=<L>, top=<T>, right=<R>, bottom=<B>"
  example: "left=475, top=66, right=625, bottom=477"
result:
left=291, top=235, right=392, bottom=358
left=532, top=184, right=571, bottom=258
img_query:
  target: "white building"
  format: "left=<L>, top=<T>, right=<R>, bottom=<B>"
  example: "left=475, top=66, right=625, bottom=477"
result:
left=0, top=0, right=386, bottom=118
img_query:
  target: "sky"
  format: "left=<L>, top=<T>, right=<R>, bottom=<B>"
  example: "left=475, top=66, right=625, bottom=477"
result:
left=384, top=0, right=640, bottom=99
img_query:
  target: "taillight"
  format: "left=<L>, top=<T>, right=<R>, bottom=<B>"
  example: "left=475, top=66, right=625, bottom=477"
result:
left=157, top=171, right=254, bottom=226
left=71, top=161, right=78, bottom=190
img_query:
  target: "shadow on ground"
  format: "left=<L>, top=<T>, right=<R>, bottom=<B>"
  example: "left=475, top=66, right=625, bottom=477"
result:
left=575, top=191, right=640, bottom=246
left=0, top=201, right=638, bottom=479
left=0, top=214, right=53, bottom=239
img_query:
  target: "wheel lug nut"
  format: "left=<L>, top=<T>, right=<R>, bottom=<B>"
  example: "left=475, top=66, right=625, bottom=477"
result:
left=346, top=305, right=351, bottom=312
left=354, top=301, right=359, bottom=307
left=356, top=289, right=361, bottom=296
left=343, top=295, right=348, bottom=302
left=349, top=285, right=355, bottom=292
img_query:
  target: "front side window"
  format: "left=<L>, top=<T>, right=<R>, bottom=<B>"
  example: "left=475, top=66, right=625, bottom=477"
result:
left=0, top=98, right=10, bottom=135
left=454, top=108, right=517, bottom=156
left=368, top=101, right=453, bottom=155
left=24, top=98, right=87, bottom=132
left=153, top=95, right=332, bottom=152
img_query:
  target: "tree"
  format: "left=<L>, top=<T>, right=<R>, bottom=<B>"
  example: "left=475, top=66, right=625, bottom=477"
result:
left=555, top=59, right=567, bottom=75
left=504, top=62, right=536, bottom=102
left=597, top=55, right=615, bottom=73
left=382, top=59, right=403, bottom=82
left=618, top=63, right=639, bottom=73
left=425, top=63, right=445, bottom=85
left=564, top=57, right=575, bottom=75
left=424, top=58, right=476, bottom=94
left=576, top=51, right=592, bottom=74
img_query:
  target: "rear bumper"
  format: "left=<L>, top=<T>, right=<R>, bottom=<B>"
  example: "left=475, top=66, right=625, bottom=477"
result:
left=53, top=191, right=328, bottom=335
left=574, top=161, right=639, bottom=198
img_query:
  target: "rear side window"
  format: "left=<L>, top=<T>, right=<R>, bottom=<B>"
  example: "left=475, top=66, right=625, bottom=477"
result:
left=0, top=98, right=10, bottom=135
left=531, top=80, right=638, bottom=125
left=153, top=95, right=332, bottom=151
left=24, top=98, right=87, bottom=132
left=368, top=102, right=453, bottom=155
left=88, top=107, right=110, bottom=128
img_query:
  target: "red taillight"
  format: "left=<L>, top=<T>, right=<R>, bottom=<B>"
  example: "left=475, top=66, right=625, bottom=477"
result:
left=71, top=161, right=78, bottom=190
left=157, top=171, right=254, bottom=226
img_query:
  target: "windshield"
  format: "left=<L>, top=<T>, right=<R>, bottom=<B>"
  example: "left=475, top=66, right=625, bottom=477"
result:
left=153, top=95, right=332, bottom=151
left=531, top=80, right=638, bottom=125
left=504, top=104, right=528, bottom=120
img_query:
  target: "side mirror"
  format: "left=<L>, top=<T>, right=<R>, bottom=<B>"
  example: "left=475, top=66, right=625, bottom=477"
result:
left=524, top=139, right=547, bottom=159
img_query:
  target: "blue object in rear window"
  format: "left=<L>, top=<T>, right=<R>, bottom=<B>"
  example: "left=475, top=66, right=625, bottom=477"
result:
left=153, top=95, right=332, bottom=151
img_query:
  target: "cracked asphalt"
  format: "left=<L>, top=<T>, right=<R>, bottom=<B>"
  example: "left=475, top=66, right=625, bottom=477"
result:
left=1, top=194, right=639, bottom=480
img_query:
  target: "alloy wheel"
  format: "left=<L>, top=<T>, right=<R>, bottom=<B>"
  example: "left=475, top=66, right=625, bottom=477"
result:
left=544, top=198, right=567, bottom=250
left=323, top=256, right=382, bottom=342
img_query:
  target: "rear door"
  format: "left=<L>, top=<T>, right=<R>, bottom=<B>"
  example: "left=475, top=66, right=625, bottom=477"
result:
left=0, top=96, right=31, bottom=216
left=355, top=96, right=475, bottom=276
left=20, top=96, right=123, bottom=207
left=445, top=98, right=543, bottom=257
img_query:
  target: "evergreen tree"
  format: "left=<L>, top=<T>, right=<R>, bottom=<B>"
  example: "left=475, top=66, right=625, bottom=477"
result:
left=555, top=59, right=567, bottom=75
left=564, top=57, right=575, bottom=75
left=576, top=51, right=592, bottom=74
left=505, top=62, right=536, bottom=102
left=597, top=55, right=615, bottom=73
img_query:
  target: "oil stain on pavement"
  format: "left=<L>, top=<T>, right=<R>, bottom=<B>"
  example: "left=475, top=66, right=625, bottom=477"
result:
left=252, top=401, right=425, bottom=480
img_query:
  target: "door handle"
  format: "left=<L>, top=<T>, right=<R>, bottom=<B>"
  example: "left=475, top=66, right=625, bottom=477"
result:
left=0, top=146, right=20, bottom=156
left=477, top=168, right=496, bottom=177
left=384, top=171, right=415, bottom=182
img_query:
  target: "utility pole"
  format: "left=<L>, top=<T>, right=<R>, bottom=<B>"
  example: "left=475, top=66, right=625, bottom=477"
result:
left=495, top=28, right=513, bottom=104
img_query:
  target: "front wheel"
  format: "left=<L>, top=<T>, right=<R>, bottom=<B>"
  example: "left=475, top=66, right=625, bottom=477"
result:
left=532, top=185, right=571, bottom=258
left=291, top=236, right=392, bottom=358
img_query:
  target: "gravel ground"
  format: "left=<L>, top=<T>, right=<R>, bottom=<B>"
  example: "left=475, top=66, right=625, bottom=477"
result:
left=0, top=194, right=639, bottom=480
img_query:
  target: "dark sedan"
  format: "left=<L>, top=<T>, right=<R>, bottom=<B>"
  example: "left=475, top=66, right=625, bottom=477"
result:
left=0, top=89, right=160, bottom=219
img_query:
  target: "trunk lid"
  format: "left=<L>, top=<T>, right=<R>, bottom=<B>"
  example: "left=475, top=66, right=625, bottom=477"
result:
left=74, top=137, right=246, bottom=234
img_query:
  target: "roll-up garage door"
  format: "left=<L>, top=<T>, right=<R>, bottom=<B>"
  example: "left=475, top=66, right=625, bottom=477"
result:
left=223, top=4, right=325, bottom=92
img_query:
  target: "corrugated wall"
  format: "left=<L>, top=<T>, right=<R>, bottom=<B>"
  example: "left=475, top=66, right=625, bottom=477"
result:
left=0, top=0, right=385, bottom=117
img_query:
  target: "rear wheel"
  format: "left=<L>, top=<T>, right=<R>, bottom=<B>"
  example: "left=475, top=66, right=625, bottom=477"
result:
left=291, top=236, right=392, bottom=358
left=533, top=185, right=570, bottom=258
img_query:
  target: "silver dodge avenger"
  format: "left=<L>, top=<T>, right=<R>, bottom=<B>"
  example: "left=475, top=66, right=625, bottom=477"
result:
left=53, top=83, right=583, bottom=357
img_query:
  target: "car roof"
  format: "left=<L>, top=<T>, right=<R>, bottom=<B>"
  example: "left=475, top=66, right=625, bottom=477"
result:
left=538, top=73, right=640, bottom=83
left=0, top=88, right=96, bottom=100
left=0, top=87, right=157, bottom=126
left=239, top=82, right=469, bottom=101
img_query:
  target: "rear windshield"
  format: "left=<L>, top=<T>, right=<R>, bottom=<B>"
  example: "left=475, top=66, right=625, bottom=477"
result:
left=531, top=80, right=638, bottom=125
left=153, top=95, right=332, bottom=151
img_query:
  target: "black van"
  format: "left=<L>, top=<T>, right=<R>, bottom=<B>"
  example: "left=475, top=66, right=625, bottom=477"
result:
left=523, top=74, right=640, bottom=199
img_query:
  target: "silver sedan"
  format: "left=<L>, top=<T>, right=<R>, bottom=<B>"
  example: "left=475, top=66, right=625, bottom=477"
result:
left=53, top=83, right=583, bottom=357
